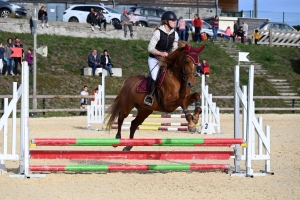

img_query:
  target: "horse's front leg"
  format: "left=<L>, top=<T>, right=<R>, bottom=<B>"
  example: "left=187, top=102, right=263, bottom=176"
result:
left=123, top=106, right=153, bottom=151
left=179, top=92, right=202, bottom=132
left=190, top=92, right=202, bottom=125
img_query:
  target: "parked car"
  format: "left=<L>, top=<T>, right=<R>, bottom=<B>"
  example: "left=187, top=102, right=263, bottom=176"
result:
left=62, top=4, right=121, bottom=25
left=127, top=7, right=165, bottom=27
left=0, top=0, right=27, bottom=18
left=185, top=19, right=226, bottom=38
left=256, top=22, right=297, bottom=32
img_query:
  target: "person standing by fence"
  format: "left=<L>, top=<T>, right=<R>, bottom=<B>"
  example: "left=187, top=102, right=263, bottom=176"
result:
left=191, top=14, right=203, bottom=42
left=233, top=20, right=238, bottom=42
left=211, top=15, right=219, bottom=42
left=177, top=16, right=186, bottom=41
left=4, top=38, right=14, bottom=76
left=242, top=21, right=248, bottom=39
left=0, top=42, right=5, bottom=75
left=251, top=30, right=260, bottom=45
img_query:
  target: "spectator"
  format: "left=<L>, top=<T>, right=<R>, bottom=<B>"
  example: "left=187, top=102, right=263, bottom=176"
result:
left=86, top=8, right=98, bottom=31
left=177, top=16, right=186, bottom=41
left=96, top=9, right=107, bottom=31
left=237, top=26, right=245, bottom=44
left=191, top=14, right=203, bottom=43
left=13, top=37, right=24, bottom=75
left=4, top=38, right=14, bottom=76
left=251, top=30, right=260, bottom=45
left=121, top=10, right=134, bottom=38
left=128, top=11, right=139, bottom=26
left=225, top=26, right=233, bottom=41
left=100, top=49, right=113, bottom=76
left=92, top=87, right=98, bottom=102
left=233, top=20, right=238, bottom=42
left=242, top=21, right=248, bottom=39
left=0, top=42, right=5, bottom=75
left=26, top=49, right=33, bottom=73
left=211, top=15, right=219, bottom=42
left=197, top=59, right=210, bottom=77
left=38, top=6, right=49, bottom=28
left=88, top=49, right=101, bottom=76
left=80, top=86, right=89, bottom=115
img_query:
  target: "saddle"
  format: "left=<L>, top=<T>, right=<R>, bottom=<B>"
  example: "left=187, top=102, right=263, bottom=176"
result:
left=137, top=70, right=167, bottom=93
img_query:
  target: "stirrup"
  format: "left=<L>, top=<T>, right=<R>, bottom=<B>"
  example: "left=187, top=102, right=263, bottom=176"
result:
left=144, top=95, right=154, bottom=106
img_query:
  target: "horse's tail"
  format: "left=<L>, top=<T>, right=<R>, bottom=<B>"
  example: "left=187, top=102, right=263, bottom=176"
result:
left=105, top=94, right=121, bottom=130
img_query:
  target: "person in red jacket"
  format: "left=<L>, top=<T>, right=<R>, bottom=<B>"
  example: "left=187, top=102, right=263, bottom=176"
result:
left=191, top=14, right=203, bottom=43
left=197, top=59, right=210, bottom=77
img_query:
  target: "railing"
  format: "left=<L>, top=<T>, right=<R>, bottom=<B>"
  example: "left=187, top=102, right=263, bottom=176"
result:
left=1, top=95, right=299, bottom=113
left=256, top=28, right=300, bottom=47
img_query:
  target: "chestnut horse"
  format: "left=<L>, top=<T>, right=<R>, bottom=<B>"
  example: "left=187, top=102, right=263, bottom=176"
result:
left=106, top=43, right=205, bottom=151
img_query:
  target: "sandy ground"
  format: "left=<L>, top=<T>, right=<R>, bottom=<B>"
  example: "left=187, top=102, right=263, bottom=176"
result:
left=0, top=114, right=299, bottom=200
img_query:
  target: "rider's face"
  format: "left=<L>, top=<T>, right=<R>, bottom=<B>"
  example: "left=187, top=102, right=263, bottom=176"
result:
left=168, top=20, right=176, bottom=28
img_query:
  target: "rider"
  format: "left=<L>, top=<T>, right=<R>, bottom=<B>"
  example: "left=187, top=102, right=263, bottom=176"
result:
left=144, top=11, right=179, bottom=106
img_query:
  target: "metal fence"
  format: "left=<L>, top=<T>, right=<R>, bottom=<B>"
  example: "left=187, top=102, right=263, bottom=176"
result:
left=243, top=10, right=300, bottom=26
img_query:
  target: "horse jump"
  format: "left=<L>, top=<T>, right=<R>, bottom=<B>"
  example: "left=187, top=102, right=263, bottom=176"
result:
left=87, top=65, right=221, bottom=135
left=28, top=137, right=243, bottom=172
left=0, top=62, right=272, bottom=178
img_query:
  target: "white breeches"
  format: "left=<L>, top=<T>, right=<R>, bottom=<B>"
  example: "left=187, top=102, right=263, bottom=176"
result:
left=148, top=57, right=160, bottom=80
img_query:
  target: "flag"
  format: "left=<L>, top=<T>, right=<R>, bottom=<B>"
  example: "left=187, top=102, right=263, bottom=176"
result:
left=238, top=52, right=249, bottom=62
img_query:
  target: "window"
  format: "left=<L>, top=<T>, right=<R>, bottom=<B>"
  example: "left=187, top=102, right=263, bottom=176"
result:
left=158, top=9, right=164, bottom=17
left=257, top=22, right=267, bottom=29
left=105, top=7, right=119, bottom=14
left=72, top=6, right=92, bottom=12
left=148, top=9, right=156, bottom=16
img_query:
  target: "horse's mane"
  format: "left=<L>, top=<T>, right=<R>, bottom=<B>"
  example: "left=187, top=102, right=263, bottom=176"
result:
left=159, top=41, right=188, bottom=70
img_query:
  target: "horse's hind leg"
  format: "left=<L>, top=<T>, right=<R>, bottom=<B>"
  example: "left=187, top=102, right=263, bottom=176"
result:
left=123, top=105, right=153, bottom=151
left=115, top=112, right=125, bottom=139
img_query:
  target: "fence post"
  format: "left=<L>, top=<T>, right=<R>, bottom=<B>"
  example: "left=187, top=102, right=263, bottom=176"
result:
left=292, top=99, right=295, bottom=114
left=42, top=98, right=45, bottom=115
left=269, top=28, right=273, bottom=47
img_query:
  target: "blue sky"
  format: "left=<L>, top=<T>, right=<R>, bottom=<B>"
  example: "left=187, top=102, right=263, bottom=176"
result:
left=239, top=0, right=300, bottom=12
left=238, top=0, right=300, bottom=25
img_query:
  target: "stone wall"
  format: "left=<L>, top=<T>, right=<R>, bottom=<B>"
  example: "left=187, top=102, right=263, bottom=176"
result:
left=0, top=18, right=154, bottom=41
left=16, top=2, right=219, bottom=20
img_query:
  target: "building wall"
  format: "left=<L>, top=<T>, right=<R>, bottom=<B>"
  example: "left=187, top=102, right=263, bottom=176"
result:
left=219, top=0, right=238, bottom=12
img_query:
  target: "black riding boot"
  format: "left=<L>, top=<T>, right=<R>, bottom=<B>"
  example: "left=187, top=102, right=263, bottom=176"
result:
left=144, top=78, right=156, bottom=106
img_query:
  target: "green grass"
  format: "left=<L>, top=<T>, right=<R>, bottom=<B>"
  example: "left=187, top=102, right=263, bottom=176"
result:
left=0, top=31, right=299, bottom=116
left=236, top=43, right=300, bottom=95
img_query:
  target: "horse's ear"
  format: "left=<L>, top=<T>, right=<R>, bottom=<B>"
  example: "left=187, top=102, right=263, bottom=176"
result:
left=196, top=45, right=206, bottom=53
left=185, top=44, right=191, bottom=52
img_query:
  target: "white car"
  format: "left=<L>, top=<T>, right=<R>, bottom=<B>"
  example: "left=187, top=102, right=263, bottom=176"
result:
left=62, top=4, right=121, bottom=25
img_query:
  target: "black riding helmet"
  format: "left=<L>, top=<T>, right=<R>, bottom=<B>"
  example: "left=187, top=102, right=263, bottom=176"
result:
left=161, top=11, right=177, bottom=21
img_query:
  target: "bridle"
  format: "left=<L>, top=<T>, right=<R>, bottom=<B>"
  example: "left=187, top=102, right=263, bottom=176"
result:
left=182, top=52, right=198, bottom=87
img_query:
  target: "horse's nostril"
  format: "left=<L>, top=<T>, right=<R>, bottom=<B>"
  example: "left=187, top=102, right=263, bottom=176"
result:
left=187, top=82, right=192, bottom=88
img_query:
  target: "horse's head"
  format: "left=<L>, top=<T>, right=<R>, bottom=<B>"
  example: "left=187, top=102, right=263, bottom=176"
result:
left=183, top=44, right=206, bottom=88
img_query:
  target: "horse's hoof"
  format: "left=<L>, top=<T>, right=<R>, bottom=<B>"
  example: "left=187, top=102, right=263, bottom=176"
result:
left=115, top=134, right=121, bottom=139
left=188, top=126, right=197, bottom=133
left=122, top=146, right=133, bottom=151
left=193, top=119, right=199, bottom=124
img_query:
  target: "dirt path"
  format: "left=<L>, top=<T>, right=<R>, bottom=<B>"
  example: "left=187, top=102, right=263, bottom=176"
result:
left=0, top=114, right=299, bottom=200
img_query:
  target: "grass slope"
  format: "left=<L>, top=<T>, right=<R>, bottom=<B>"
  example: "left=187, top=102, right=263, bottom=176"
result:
left=0, top=31, right=299, bottom=115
